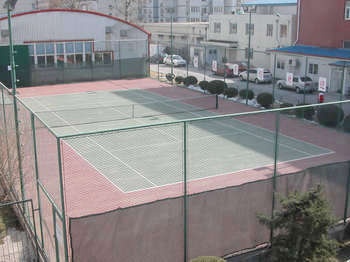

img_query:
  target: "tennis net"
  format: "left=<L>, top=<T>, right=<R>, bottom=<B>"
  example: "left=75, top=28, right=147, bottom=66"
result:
left=35, top=94, right=219, bottom=128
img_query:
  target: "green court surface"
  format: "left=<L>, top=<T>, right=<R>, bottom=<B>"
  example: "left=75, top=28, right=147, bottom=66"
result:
left=22, top=89, right=333, bottom=193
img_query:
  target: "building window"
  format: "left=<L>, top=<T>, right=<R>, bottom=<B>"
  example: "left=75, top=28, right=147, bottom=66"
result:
left=277, top=60, right=285, bottom=69
left=280, top=25, right=287, bottom=38
left=27, top=40, right=97, bottom=67
left=266, top=24, right=273, bottom=37
left=245, top=23, right=254, bottom=35
left=345, top=1, right=350, bottom=20
left=230, top=23, right=237, bottom=34
left=344, top=40, right=350, bottom=48
left=309, top=63, right=318, bottom=74
left=214, top=22, right=221, bottom=33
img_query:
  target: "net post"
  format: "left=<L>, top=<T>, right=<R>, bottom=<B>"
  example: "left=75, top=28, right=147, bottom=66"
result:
left=215, top=94, right=219, bottom=109
left=132, top=104, right=135, bottom=118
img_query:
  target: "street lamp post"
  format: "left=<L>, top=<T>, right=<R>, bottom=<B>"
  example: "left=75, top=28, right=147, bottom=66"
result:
left=4, top=0, right=18, bottom=95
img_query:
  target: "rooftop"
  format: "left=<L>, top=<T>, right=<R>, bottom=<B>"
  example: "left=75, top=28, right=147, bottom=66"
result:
left=243, top=0, right=297, bottom=6
left=269, top=45, right=350, bottom=60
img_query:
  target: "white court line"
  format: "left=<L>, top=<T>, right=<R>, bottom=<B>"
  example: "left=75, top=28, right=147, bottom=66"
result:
left=31, top=97, right=157, bottom=191
left=123, top=150, right=334, bottom=194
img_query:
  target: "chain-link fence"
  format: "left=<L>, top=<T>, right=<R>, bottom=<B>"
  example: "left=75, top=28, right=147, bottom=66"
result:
left=1, top=80, right=350, bottom=261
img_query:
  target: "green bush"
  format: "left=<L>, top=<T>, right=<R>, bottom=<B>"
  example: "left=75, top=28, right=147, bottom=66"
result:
left=223, top=87, right=238, bottom=98
left=295, top=104, right=315, bottom=120
left=165, top=73, right=175, bottom=81
left=207, top=80, right=227, bottom=95
left=184, top=75, right=198, bottom=86
left=278, top=102, right=295, bottom=115
left=174, top=76, right=184, bottom=84
left=343, top=114, right=350, bottom=132
left=198, top=80, right=209, bottom=91
left=239, top=89, right=255, bottom=100
left=257, top=92, right=274, bottom=108
left=317, top=105, right=344, bottom=127
left=190, top=256, right=225, bottom=262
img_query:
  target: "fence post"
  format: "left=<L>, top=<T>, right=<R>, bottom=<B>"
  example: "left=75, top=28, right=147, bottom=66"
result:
left=270, top=110, right=280, bottom=242
left=31, top=113, right=44, bottom=247
left=183, top=121, right=188, bottom=262
left=56, top=138, right=69, bottom=261
left=343, top=167, right=350, bottom=225
left=13, top=96, right=25, bottom=202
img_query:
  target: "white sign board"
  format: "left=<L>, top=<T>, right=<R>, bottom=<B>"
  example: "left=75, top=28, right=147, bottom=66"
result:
left=193, top=56, right=198, bottom=68
left=286, top=72, right=293, bottom=86
left=233, top=64, right=239, bottom=76
left=257, top=68, right=264, bottom=81
left=212, top=60, right=217, bottom=72
left=318, top=77, right=327, bottom=92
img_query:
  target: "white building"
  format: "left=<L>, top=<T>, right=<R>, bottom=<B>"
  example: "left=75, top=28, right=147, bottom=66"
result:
left=0, top=9, right=150, bottom=86
left=204, top=12, right=296, bottom=68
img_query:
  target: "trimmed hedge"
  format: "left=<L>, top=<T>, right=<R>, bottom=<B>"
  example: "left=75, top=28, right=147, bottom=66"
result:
left=175, top=76, right=184, bottom=84
left=190, top=256, right=225, bottom=262
left=183, top=75, right=198, bottom=86
left=295, top=103, right=315, bottom=120
left=223, top=87, right=238, bottom=98
left=165, top=73, right=175, bottom=81
left=278, top=102, right=295, bottom=115
left=343, top=114, right=350, bottom=132
left=207, top=80, right=227, bottom=95
left=257, top=92, right=274, bottom=108
left=239, top=89, right=255, bottom=100
left=198, top=80, right=209, bottom=91
left=317, top=105, right=344, bottom=127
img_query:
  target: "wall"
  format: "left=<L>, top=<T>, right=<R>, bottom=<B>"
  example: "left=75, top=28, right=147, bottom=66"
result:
left=298, top=0, right=350, bottom=48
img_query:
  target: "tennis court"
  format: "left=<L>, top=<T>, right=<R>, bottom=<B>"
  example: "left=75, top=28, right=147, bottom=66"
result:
left=21, top=88, right=332, bottom=193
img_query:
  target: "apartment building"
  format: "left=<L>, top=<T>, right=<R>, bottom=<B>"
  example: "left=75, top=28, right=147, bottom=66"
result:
left=271, top=0, right=350, bottom=94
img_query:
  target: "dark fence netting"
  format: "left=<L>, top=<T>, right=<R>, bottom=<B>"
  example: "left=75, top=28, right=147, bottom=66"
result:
left=69, top=161, right=349, bottom=261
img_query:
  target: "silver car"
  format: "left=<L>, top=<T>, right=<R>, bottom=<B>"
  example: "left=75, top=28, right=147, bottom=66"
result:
left=164, top=55, right=187, bottom=67
left=239, top=69, right=273, bottom=84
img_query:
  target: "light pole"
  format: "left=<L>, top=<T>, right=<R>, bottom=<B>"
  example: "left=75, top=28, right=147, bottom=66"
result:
left=4, top=0, right=18, bottom=95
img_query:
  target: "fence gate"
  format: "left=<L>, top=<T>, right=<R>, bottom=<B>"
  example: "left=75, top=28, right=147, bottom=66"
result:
left=0, top=200, right=39, bottom=262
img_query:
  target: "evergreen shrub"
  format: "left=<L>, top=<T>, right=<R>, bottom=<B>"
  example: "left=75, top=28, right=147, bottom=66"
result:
left=223, top=87, right=238, bottom=98
left=184, top=76, right=198, bottom=86
left=256, top=92, right=274, bottom=108
left=239, top=89, right=254, bottom=100
left=317, top=105, right=344, bottom=127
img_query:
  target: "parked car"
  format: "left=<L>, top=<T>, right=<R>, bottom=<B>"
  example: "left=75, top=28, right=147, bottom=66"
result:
left=276, top=76, right=315, bottom=93
left=213, top=62, right=250, bottom=77
left=150, top=53, right=167, bottom=64
left=213, top=63, right=235, bottom=77
left=239, top=68, right=273, bottom=83
left=163, top=55, right=187, bottom=67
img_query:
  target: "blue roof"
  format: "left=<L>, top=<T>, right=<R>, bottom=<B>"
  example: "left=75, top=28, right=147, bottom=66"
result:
left=269, top=45, right=350, bottom=60
left=243, top=0, right=297, bottom=6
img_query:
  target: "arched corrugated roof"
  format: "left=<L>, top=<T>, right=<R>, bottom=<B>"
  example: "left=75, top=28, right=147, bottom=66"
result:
left=0, top=8, right=150, bottom=37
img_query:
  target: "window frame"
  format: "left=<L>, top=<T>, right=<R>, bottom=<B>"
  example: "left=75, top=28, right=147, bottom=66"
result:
left=266, top=24, right=273, bottom=37
left=308, top=63, right=319, bottom=75
left=345, top=1, right=350, bottom=20
left=230, top=23, right=237, bottom=34
left=214, top=22, right=221, bottom=33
